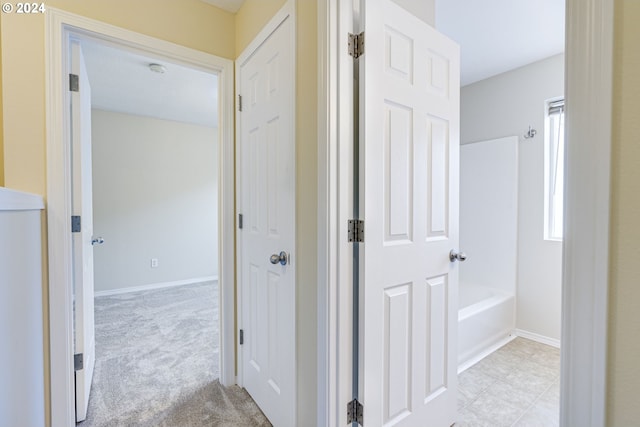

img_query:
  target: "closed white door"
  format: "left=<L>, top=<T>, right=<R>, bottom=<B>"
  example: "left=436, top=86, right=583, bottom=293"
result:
left=70, top=39, right=96, bottom=423
left=237, top=11, right=296, bottom=427
left=360, top=1, right=461, bottom=426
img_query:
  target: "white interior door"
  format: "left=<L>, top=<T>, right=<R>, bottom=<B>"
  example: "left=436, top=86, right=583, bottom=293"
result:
left=237, top=12, right=296, bottom=427
left=70, top=39, right=96, bottom=423
left=360, top=1, right=460, bottom=426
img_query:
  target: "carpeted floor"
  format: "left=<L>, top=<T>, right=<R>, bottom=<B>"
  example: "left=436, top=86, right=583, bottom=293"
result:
left=79, top=281, right=271, bottom=427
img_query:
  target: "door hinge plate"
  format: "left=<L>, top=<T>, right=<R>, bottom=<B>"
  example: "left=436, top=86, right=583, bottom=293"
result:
left=348, top=32, right=364, bottom=59
left=74, top=353, right=83, bottom=371
left=347, top=398, right=363, bottom=425
left=239, top=214, right=243, bottom=229
left=71, top=215, right=81, bottom=233
left=238, top=94, right=243, bottom=112
left=239, top=329, right=244, bottom=345
left=69, top=73, right=79, bottom=92
left=348, top=219, right=364, bottom=243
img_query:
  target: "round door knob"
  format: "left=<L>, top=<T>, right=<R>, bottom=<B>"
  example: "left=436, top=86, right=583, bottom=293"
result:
left=91, top=237, right=105, bottom=246
left=449, top=249, right=467, bottom=262
left=270, top=251, right=288, bottom=266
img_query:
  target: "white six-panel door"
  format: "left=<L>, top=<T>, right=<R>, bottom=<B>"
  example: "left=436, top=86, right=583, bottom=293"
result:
left=237, top=9, right=296, bottom=427
left=360, top=1, right=461, bottom=425
left=70, top=39, right=96, bottom=423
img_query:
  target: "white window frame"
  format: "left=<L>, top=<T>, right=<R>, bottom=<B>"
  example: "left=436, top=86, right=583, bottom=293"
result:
left=544, top=97, right=565, bottom=241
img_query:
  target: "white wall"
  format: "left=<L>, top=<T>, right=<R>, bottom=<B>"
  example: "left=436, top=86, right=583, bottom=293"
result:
left=391, top=0, right=435, bottom=26
left=460, top=137, right=518, bottom=295
left=91, top=110, right=218, bottom=292
left=0, top=189, right=45, bottom=427
left=461, top=54, right=564, bottom=342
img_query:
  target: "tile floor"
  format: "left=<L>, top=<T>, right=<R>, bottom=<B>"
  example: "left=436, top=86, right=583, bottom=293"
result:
left=455, top=337, right=560, bottom=427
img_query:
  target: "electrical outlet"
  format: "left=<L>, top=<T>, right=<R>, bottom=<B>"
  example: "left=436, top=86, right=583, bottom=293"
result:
left=151, top=258, right=159, bottom=268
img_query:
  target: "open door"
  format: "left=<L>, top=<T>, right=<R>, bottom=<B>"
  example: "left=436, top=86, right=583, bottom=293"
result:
left=237, top=7, right=296, bottom=427
left=359, top=1, right=461, bottom=426
left=70, top=38, right=96, bottom=422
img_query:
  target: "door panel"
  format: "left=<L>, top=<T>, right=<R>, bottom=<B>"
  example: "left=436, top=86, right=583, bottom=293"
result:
left=238, top=13, right=295, bottom=427
left=361, top=1, right=460, bottom=426
left=70, top=39, right=96, bottom=423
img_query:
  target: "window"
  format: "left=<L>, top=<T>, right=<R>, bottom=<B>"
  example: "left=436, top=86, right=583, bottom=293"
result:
left=544, top=98, right=565, bottom=241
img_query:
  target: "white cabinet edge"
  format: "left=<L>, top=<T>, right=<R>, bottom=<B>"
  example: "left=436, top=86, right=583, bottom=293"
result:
left=0, top=188, right=45, bottom=211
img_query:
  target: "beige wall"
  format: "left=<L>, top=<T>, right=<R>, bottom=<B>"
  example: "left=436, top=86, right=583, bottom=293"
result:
left=608, top=0, right=640, bottom=424
left=0, top=0, right=234, bottom=195
left=235, top=0, right=318, bottom=423
left=235, top=0, right=287, bottom=56
left=0, top=26, right=4, bottom=186
left=294, top=2, right=318, bottom=423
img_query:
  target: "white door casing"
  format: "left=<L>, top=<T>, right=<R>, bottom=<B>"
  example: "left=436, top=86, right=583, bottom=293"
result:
left=360, top=1, right=460, bottom=426
left=70, top=39, right=96, bottom=423
left=46, top=10, right=236, bottom=426
left=237, top=5, right=296, bottom=427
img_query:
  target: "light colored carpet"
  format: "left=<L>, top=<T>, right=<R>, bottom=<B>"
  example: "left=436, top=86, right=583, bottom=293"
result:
left=79, top=281, right=271, bottom=427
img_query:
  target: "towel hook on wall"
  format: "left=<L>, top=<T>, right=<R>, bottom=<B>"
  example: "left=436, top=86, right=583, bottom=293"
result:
left=524, top=126, right=537, bottom=139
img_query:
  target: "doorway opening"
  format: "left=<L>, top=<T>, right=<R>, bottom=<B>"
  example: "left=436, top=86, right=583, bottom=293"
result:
left=435, top=1, right=566, bottom=425
left=70, top=34, right=236, bottom=425
left=46, top=10, right=236, bottom=427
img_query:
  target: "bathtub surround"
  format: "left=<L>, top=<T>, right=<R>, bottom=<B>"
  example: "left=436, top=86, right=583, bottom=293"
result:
left=459, top=137, right=518, bottom=294
left=81, top=281, right=270, bottom=426
left=458, top=286, right=516, bottom=372
left=461, top=54, right=564, bottom=343
left=458, top=137, right=518, bottom=369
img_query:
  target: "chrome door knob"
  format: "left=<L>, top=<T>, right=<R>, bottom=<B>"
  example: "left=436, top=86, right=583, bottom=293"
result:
left=270, top=251, right=289, bottom=266
left=91, top=237, right=105, bottom=246
left=449, top=249, right=467, bottom=262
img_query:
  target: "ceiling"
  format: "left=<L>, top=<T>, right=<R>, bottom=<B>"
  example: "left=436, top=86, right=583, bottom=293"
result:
left=81, top=38, right=218, bottom=128
left=80, top=1, right=564, bottom=126
left=435, top=0, right=565, bottom=86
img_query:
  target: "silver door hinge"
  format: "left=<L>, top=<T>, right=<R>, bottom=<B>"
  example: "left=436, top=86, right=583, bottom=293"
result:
left=347, top=398, right=363, bottom=425
left=74, top=353, right=83, bottom=371
left=238, top=94, right=243, bottom=112
left=239, top=329, right=244, bottom=345
left=348, top=219, right=364, bottom=243
left=238, top=214, right=243, bottom=229
left=69, top=74, right=79, bottom=92
left=71, top=215, right=81, bottom=233
left=348, top=32, right=364, bottom=59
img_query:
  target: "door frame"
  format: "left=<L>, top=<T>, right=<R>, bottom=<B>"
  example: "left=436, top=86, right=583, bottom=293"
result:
left=317, top=0, right=614, bottom=426
left=234, top=0, right=297, bottom=396
left=45, top=8, right=236, bottom=427
left=317, top=1, right=356, bottom=425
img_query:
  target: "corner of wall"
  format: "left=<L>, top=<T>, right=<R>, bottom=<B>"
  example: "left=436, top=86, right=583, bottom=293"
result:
left=607, top=0, right=640, bottom=424
left=234, top=0, right=287, bottom=57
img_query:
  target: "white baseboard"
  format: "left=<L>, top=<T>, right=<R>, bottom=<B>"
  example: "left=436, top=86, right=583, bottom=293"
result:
left=95, top=276, right=218, bottom=297
left=458, top=334, right=516, bottom=374
left=514, top=329, right=561, bottom=348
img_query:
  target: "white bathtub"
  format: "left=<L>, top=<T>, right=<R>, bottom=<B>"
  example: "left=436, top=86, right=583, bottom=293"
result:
left=458, top=283, right=515, bottom=372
